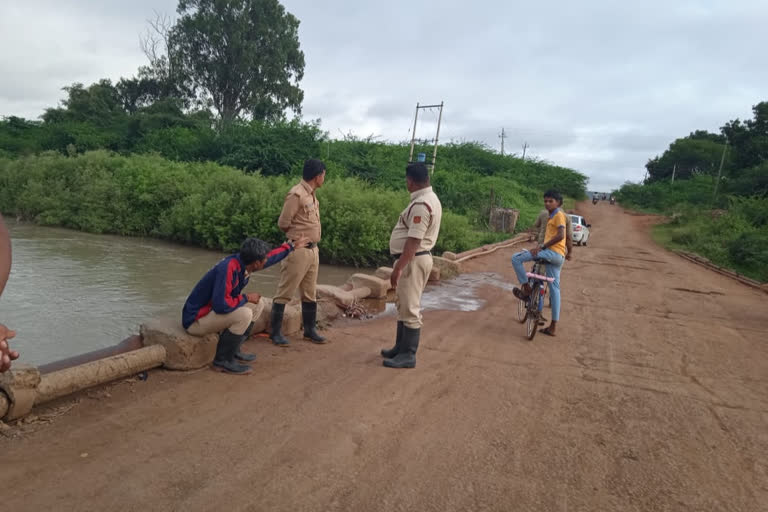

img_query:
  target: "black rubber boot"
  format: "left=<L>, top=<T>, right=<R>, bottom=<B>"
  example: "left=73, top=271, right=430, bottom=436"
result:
left=212, top=329, right=253, bottom=374
left=270, top=303, right=290, bottom=346
left=383, top=326, right=420, bottom=369
left=302, top=301, right=327, bottom=344
left=235, top=321, right=256, bottom=362
left=380, top=321, right=404, bottom=358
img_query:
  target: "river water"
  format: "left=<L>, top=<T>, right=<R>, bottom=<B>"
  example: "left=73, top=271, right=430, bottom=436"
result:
left=0, top=224, right=360, bottom=366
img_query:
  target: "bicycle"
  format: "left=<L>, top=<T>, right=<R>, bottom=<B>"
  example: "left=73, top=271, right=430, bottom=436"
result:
left=516, top=258, right=555, bottom=340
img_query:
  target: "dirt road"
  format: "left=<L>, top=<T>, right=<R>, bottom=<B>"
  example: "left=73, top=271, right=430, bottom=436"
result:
left=2, top=204, right=767, bottom=512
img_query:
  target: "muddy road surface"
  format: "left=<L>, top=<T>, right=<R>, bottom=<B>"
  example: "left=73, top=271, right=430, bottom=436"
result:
left=2, top=204, right=767, bottom=511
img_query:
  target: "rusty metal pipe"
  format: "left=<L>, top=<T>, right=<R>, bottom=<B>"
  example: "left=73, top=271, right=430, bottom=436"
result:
left=34, top=345, right=166, bottom=406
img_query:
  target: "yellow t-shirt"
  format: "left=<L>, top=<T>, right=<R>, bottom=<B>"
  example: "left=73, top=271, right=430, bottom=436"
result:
left=545, top=209, right=568, bottom=256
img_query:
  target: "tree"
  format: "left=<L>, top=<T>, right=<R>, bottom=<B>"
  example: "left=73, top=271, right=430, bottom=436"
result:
left=42, top=80, right=125, bottom=125
left=171, top=0, right=305, bottom=124
left=721, top=102, right=768, bottom=171
left=118, top=12, right=196, bottom=113
left=646, top=137, right=730, bottom=182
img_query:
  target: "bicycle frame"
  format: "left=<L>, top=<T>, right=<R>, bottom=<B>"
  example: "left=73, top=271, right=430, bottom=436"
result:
left=520, top=259, right=555, bottom=340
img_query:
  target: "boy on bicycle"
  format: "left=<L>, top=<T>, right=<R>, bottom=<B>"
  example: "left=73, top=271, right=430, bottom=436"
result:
left=511, top=190, right=567, bottom=336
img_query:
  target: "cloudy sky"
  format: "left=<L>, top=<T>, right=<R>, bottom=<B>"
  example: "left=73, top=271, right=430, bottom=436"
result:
left=1, top=1, right=766, bottom=190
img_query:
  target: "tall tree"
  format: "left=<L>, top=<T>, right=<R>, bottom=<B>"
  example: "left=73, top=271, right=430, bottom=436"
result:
left=42, top=80, right=125, bottom=125
left=171, top=0, right=305, bottom=124
left=646, top=137, right=730, bottom=182
left=721, top=102, right=768, bottom=170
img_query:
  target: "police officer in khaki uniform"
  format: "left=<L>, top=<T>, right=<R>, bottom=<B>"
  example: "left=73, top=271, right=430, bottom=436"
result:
left=270, top=159, right=327, bottom=346
left=381, top=162, right=442, bottom=368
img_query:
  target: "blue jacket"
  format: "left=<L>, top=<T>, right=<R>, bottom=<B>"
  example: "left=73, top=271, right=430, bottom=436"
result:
left=182, top=243, right=293, bottom=329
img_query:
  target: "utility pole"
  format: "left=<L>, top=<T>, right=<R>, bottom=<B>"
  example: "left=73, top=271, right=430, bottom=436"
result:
left=711, top=141, right=729, bottom=206
left=671, top=164, right=677, bottom=184
left=407, top=101, right=444, bottom=174
left=521, top=142, right=529, bottom=161
left=499, top=128, right=507, bottom=156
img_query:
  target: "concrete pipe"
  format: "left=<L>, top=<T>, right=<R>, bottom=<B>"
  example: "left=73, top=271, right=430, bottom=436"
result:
left=39, top=335, right=143, bottom=374
left=34, top=345, right=167, bottom=406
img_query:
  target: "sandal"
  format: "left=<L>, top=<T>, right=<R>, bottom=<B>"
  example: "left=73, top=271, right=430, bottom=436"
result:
left=513, top=284, right=532, bottom=301
left=539, top=327, right=556, bottom=337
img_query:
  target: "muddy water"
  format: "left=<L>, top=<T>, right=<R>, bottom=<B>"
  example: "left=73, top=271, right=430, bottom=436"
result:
left=0, top=224, right=361, bottom=366
left=366, top=272, right=516, bottom=318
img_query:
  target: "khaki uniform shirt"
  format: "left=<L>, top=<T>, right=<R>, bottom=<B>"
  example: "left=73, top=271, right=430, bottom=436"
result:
left=389, top=187, right=442, bottom=255
left=278, top=180, right=321, bottom=243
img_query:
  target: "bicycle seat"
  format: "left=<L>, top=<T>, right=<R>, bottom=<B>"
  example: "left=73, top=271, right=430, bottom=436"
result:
left=533, top=258, right=549, bottom=263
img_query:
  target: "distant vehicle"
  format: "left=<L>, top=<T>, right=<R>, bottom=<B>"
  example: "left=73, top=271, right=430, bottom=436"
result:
left=570, top=215, right=591, bottom=246
left=592, top=196, right=599, bottom=205
left=609, top=197, right=616, bottom=205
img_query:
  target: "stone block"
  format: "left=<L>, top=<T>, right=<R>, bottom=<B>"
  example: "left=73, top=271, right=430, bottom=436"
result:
left=429, top=266, right=441, bottom=282
left=375, top=267, right=393, bottom=280
left=317, top=285, right=371, bottom=305
left=432, top=256, right=461, bottom=280
left=252, top=298, right=272, bottom=334
left=347, top=273, right=390, bottom=298
left=140, top=317, right=217, bottom=371
left=317, top=299, right=342, bottom=326
left=282, top=303, right=303, bottom=335
left=0, top=364, right=41, bottom=421
left=442, top=251, right=458, bottom=261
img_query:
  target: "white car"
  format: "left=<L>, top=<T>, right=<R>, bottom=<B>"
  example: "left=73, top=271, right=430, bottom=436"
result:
left=570, top=215, right=591, bottom=246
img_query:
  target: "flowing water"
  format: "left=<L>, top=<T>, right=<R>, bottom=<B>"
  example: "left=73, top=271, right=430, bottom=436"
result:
left=0, top=223, right=360, bottom=366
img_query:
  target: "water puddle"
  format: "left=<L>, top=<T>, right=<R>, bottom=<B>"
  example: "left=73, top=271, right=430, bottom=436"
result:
left=362, top=272, right=515, bottom=319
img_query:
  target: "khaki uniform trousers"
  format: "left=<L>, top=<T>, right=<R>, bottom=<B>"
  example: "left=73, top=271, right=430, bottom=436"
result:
left=186, top=302, right=263, bottom=336
left=274, top=246, right=319, bottom=304
left=395, top=255, right=433, bottom=329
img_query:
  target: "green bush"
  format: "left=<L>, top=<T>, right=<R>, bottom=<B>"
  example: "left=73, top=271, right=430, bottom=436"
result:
left=0, top=151, right=542, bottom=266
left=727, top=231, right=768, bottom=270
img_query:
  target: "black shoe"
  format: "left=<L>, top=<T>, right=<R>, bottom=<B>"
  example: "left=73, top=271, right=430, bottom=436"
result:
left=270, top=303, right=290, bottom=346
left=212, top=358, right=253, bottom=374
left=302, top=301, right=327, bottom=344
left=235, top=321, right=257, bottom=362
left=381, top=321, right=404, bottom=358
left=213, top=329, right=253, bottom=374
left=383, top=326, right=420, bottom=369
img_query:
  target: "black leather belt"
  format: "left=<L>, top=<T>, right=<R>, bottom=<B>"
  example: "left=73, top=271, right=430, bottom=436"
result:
left=392, top=250, right=431, bottom=259
left=292, top=241, right=316, bottom=249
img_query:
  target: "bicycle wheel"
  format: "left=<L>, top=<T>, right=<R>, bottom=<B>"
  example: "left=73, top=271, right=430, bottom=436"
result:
left=517, top=292, right=527, bottom=323
left=526, top=283, right=540, bottom=340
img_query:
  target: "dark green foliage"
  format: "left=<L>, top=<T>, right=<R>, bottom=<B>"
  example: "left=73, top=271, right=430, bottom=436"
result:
left=0, top=152, right=544, bottom=266
left=172, top=0, right=305, bottom=123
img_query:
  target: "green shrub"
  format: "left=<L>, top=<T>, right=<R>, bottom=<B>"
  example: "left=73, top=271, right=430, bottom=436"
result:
left=1, top=151, right=540, bottom=266
left=727, top=231, right=768, bottom=270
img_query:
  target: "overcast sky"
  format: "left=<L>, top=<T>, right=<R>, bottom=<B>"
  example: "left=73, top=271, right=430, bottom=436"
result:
left=1, top=1, right=766, bottom=190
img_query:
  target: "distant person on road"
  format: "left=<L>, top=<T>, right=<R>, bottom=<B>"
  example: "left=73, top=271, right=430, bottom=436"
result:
left=0, top=214, right=19, bottom=373
left=182, top=236, right=308, bottom=375
left=270, top=159, right=327, bottom=347
left=380, top=162, right=443, bottom=369
left=512, top=190, right=567, bottom=336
